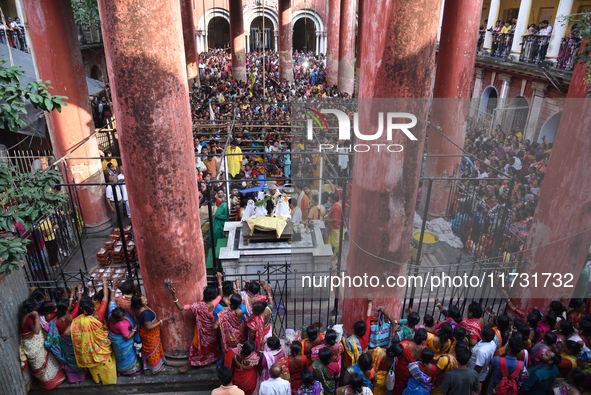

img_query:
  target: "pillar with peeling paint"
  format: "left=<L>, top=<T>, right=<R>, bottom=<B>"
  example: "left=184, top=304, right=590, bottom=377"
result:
left=97, top=0, right=207, bottom=364
left=337, top=0, right=356, bottom=94
left=354, top=0, right=364, bottom=96
left=514, top=52, right=591, bottom=313
left=342, top=0, right=443, bottom=333
left=180, top=0, right=199, bottom=83
left=326, top=0, right=341, bottom=87
left=22, top=0, right=110, bottom=229
left=278, top=0, right=293, bottom=83
left=229, top=0, right=246, bottom=82
left=421, top=0, right=484, bottom=217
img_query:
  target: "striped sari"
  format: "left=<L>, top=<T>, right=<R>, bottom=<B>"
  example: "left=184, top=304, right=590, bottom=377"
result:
left=311, top=361, right=340, bottom=395
left=371, top=347, right=387, bottom=395
left=71, top=314, right=116, bottom=385
left=22, top=330, right=66, bottom=389
left=138, top=309, right=166, bottom=373
left=45, top=318, right=86, bottom=383
left=343, top=335, right=364, bottom=369
left=107, top=301, right=141, bottom=375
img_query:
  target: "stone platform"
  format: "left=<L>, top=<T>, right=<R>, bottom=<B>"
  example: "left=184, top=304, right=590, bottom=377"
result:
left=219, top=220, right=333, bottom=276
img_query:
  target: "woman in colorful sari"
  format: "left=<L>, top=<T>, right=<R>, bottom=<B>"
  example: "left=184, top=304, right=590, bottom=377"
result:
left=132, top=294, right=174, bottom=374
left=71, top=278, right=116, bottom=385
left=311, top=329, right=343, bottom=369
left=278, top=341, right=308, bottom=393
left=217, top=293, right=247, bottom=353
left=434, top=301, right=462, bottom=331
left=310, top=347, right=340, bottom=395
left=460, top=301, right=485, bottom=347
left=425, top=322, right=453, bottom=355
left=371, top=342, right=403, bottom=395
left=261, top=336, right=285, bottom=382
left=21, top=298, right=66, bottom=389
left=393, top=328, right=428, bottom=394
left=343, top=296, right=372, bottom=369
left=402, top=348, right=436, bottom=395
left=247, top=284, right=274, bottom=350
left=116, top=279, right=137, bottom=322
left=302, top=325, right=325, bottom=367
left=336, top=372, right=373, bottom=395
left=224, top=340, right=260, bottom=395
left=169, top=273, right=223, bottom=372
left=341, top=353, right=376, bottom=390
left=238, top=278, right=269, bottom=317
left=297, top=368, right=324, bottom=395
left=107, top=287, right=141, bottom=376
left=45, top=285, right=87, bottom=383
left=430, top=343, right=465, bottom=395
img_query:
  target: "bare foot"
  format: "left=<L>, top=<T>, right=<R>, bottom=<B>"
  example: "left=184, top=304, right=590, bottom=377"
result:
left=178, top=364, right=190, bottom=373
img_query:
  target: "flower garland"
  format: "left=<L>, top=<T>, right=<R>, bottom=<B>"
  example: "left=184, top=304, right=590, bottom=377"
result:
left=254, top=195, right=273, bottom=207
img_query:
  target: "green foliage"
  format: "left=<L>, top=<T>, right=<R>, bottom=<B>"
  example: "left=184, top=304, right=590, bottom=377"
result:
left=0, top=162, right=67, bottom=275
left=71, top=0, right=101, bottom=28
left=562, top=12, right=591, bottom=97
left=0, top=59, right=68, bottom=132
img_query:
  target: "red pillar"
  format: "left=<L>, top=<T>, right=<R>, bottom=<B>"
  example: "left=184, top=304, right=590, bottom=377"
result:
left=514, top=52, right=591, bottom=312
left=22, top=0, right=110, bottom=229
left=421, top=0, right=483, bottom=217
left=279, top=0, right=293, bottom=83
left=342, top=0, right=442, bottom=332
left=337, top=0, right=356, bottom=94
left=326, top=0, right=341, bottom=87
left=354, top=0, right=364, bottom=95
left=180, top=0, right=199, bottom=83
left=98, top=0, right=207, bottom=364
left=229, top=0, right=246, bottom=82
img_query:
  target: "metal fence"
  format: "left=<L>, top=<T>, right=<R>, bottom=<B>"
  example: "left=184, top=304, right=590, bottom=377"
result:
left=445, top=179, right=526, bottom=262
left=401, top=257, right=522, bottom=320
left=556, top=36, right=582, bottom=71
left=519, top=35, right=551, bottom=64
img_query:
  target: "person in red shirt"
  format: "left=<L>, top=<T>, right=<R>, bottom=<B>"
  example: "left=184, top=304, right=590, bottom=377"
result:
left=343, top=295, right=373, bottom=369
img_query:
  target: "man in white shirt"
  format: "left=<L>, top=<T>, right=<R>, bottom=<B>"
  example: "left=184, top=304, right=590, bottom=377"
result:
left=289, top=198, right=302, bottom=224
left=468, top=326, right=497, bottom=384
left=259, top=364, right=291, bottom=395
left=117, top=169, right=131, bottom=219
left=105, top=175, right=124, bottom=227
left=538, top=20, right=553, bottom=60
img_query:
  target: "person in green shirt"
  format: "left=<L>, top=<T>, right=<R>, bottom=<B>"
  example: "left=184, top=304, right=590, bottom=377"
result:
left=520, top=350, right=562, bottom=395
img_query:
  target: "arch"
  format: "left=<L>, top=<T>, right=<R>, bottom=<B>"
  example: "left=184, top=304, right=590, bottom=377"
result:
left=478, top=85, right=499, bottom=116
left=538, top=111, right=562, bottom=144
left=197, top=8, right=230, bottom=31
left=244, top=6, right=279, bottom=32
left=293, top=17, right=317, bottom=52
left=249, top=15, right=276, bottom=51
left=208, top=17, right=230, bottom=49
left=292, top=9, right=324, bottom=33
left=504, top=96, right=530, bottom=133
left=90, top=65, right=102, bottom=80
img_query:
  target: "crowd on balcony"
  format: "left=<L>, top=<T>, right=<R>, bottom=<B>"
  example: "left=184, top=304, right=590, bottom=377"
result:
left=21, top=277, right=591, bottom=394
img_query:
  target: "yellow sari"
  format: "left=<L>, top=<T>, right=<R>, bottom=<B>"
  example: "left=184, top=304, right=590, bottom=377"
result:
left=71, top=314, right=116, bottom=385
left=371, top=347, right=388, bottom=395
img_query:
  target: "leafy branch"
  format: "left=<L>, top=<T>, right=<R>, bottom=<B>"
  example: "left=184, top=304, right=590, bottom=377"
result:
left=0, top=59, right=68, bottom=132
left=561, top=12, right=591, bottom=97
left=71, top=0, right=101, bottom=28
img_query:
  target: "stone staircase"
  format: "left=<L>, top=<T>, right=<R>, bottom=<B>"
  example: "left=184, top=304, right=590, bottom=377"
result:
left=28, top=365, right=218, bottom=395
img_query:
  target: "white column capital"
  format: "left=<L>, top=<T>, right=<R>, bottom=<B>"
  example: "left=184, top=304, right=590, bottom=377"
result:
left=499, top=73, right=512, bottom=83
left=531, top=82, right=549, bottom=97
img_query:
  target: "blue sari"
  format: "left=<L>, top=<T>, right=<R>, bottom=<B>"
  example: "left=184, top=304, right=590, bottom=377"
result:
left=348, top=363, right=374, bottom=389
left=107, top=301, right=141, bottom=375
left=45, top=318, right=87, bottom=383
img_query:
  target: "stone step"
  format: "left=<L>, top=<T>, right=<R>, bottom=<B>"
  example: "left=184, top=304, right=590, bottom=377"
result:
left=28, top=365, right=219, bottom=395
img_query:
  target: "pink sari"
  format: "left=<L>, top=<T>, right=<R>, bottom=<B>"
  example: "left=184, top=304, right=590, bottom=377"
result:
left=261, top=346, right=285, bottom=382
left=189, top=302, right=219, bottom=366
left=218, top=307, right=246, bottom=353
left=246, top=314, right=265, bottom=350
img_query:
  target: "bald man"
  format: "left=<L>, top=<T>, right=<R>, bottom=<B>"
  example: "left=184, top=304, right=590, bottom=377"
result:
left=259, top=363, right=291, bottom=395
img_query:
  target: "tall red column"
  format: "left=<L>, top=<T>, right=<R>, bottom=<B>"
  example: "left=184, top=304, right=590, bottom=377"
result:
left=342, top=0, right=443, bottom=332
left=229, top=0, right=246, bottom=82
left=98, top=0, right=207, bottom=364
left=326, top=0, right=341, bottom=87
left=278, top=0, right=293, bottom=83
left=354, top=0, right=364, bottom=95
left=22, top=0, right=110, bottom=229
left=337, top=0, right=356, bottom=94
left=180, top=0, right=199, bottom=83
left=421, top=0, right=483, bottom=217
left=514, top=54, right=591, bottom=312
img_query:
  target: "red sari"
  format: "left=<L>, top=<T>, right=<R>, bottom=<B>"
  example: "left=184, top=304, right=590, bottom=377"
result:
left=246, top=313, right=265, bottom=350
left=393, top=340, right=418, bottom=395
left=218, top=307, right=246, bottom=353
left=188, top=301, right=219, bottom=366
left=279, top=355, right=308, bottom=394
left=224, top=346, right=260, bottom=395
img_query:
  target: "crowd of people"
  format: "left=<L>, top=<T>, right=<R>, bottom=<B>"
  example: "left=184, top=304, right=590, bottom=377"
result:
left=21, top=276, right=591, bottom=395
left=445, top=123, right=553, bottom=261
left=0, top=15, right=27, bottom=51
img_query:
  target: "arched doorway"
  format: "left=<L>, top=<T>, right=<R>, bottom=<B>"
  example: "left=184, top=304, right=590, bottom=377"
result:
left=208, top=17, right=230, bottom=49
left=293, top=18, right=317, bottom=53
left=250, top=16, right=275, bottom=52
left=477, top=86, right=498, bottom=131
left=90, top=65, right=102, bottom=80
left=538, top=111, right=562, bottom=144
left=504, top=96, right=529, bottom=134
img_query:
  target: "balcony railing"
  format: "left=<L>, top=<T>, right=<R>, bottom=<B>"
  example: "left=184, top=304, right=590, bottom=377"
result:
left=518, top=34, right=551, bottom=64
left=556, top=35, right=582, bottom=71
left=489, top=32, right=514, bottom=58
